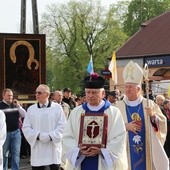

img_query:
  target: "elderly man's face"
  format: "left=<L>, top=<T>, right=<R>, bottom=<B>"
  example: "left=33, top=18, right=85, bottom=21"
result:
left=53, top=92, right=63, bottom=103
left=85, top=88, right=105, bottom=106
left=3, top=90, right=13, bottom=104
left=157, top=98, right=164, bottom=106
left=125, top=84, right=141, bottom=101
left=35, top=86, right=49, bottom=104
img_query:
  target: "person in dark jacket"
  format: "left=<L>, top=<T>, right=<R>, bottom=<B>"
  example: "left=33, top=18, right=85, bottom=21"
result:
left=0, top=88, right=26, bottom=170
left=62, top=88, right=76, bottom=110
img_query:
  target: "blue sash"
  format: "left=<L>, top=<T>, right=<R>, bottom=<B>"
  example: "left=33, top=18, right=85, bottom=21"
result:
left=126, top=103, right=146, bottom=170
left=81, top=99, right=110, bottom=170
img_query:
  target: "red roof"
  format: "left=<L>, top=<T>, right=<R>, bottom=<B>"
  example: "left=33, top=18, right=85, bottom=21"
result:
left=116, top=11, right=170, bottom=58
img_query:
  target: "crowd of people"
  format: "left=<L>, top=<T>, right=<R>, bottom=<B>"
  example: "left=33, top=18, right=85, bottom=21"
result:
left=0, top=60, right=170, bottom=170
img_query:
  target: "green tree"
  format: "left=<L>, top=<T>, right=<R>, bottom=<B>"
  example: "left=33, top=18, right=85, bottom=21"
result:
left=40, top=0, right=127, bottom=94
left=123, top=0, right=170, bottom=36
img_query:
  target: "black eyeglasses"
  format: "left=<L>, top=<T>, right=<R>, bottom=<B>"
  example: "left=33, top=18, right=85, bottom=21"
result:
left=35, top=91, right=44, bottom=95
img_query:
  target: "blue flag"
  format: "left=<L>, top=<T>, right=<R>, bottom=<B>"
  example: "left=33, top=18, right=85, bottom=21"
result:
left=87, top=55, right=94, bottom=75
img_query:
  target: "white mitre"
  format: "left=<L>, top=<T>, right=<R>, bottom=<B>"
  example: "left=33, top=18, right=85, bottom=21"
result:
left=123, top=60, right=143, bottom=85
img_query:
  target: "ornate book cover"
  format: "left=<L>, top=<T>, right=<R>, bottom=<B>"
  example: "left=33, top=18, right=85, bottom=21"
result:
left=78, top=113, right=108, bottom=148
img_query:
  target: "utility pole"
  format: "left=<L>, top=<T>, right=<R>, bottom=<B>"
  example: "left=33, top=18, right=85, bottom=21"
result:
left=20, top=0, right=26, bottom=33
left=32, top=0, right=39, bottom=34
left=20, top=0, right=39, bottom=34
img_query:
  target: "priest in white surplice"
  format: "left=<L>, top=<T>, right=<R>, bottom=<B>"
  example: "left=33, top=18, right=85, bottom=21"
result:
left=115, top=61, right=169, bottom=170
left=62, top=73, right=128, bottom=170
left=22, top=84, right=66, bottom=170
left=0, top=110, right=6, bottom=170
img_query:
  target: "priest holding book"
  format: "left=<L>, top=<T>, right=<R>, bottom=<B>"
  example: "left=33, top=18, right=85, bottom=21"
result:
left=62, top=73, right=128, bottom=170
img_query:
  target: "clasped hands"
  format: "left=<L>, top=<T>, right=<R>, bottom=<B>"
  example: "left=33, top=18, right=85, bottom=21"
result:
left=79, top=146, right=101, bottom=157
left=125, top=121, right=142, bottom=134
left=39, top=132, right=51, bottom=143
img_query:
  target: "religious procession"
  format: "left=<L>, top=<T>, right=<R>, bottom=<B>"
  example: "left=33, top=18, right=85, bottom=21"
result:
left=1, top=1, right=170, bottom=170
left=0, top=59, right=170, bottom=170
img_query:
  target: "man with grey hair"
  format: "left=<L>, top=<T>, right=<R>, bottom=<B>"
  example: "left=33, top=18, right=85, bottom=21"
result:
left=116, top=61, right=168, bottom=170
left=22, top=84, right=66, bottom=170
left=155, top=94, right=165, bottom=107
left=62, top=73, right=127, bottom=170
left=53, top=90, right=70, bottom=119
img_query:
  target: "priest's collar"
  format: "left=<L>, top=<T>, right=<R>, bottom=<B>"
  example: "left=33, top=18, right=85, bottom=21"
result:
left=37, top=100, right=52, bottom=108
left=82, top=99, right=110, bottom=113
left=123, top=95, right=143, bottom=106
left=87, top=100, right=105, bottom=111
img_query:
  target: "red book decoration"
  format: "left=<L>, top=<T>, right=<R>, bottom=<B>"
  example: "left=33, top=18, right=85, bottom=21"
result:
left=78, top=113, right=108, bottom=148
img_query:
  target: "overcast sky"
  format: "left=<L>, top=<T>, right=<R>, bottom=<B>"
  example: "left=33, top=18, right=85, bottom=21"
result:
left=0, top=0, right=122, bottom=33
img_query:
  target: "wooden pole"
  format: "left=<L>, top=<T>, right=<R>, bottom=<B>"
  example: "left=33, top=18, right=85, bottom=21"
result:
left=20, top=0, right=26, bottom=33
left=32, top=0, right=39, bottom=34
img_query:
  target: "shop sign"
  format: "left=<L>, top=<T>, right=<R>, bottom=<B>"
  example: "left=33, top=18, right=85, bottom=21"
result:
left=144, top=56, right=170, bottom=67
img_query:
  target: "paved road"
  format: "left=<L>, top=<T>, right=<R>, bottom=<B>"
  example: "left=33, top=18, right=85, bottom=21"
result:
left=20, top=157, right=31, bottom=170
left=11, top=157, right=51, bottom=170
left=8, top=157, right=31, bottom=170
left=11, top=157, right=169, bottom=170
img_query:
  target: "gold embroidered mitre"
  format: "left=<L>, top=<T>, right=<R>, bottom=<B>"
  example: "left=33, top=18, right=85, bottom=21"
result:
left=123, top=60, right=143, bottom=85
